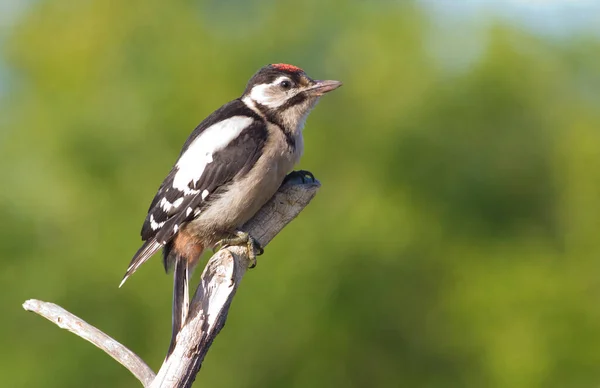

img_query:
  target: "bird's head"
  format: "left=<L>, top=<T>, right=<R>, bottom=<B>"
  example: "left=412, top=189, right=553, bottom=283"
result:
left=242, top=64, right=342, bottom=132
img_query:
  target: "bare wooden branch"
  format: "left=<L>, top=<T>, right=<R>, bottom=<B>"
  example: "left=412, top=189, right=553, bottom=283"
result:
left=22, top=175, right=320, bottom=388
left=150, top=176, right=320, bottom=387
left=22, top=299, right=156, bottom=386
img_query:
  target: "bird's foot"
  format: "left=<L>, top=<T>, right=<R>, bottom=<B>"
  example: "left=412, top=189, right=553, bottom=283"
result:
left=283, top=170, right=315, bottom=185
left=214, top=231, right=263, bottom=268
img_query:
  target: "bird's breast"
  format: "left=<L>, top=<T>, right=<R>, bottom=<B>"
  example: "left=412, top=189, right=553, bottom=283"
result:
left=184, top=124, right=302, bottom=244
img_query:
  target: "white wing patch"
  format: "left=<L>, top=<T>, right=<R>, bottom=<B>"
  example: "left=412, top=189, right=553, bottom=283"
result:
left=160, top=197, right=184, bottom=212
left=202, top=190, right=209, bottom=200
left=172, top=116, right=254, bottom=194
left=150, top=214, right=166, bottom=230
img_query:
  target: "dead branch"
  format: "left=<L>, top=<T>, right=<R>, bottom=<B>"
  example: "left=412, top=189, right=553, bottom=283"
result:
left=22, top=299, right=156, bottom=385
left=23, top=175, right=320, bottom=387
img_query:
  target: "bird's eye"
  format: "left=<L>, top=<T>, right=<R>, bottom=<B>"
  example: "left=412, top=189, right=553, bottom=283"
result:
left=280, top=80, right=292, bottom=89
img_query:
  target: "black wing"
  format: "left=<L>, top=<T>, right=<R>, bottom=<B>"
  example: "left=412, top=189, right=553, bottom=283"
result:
left=120, top=99, right=266, bottom=285
left=142, top=119, right=267, bottom=244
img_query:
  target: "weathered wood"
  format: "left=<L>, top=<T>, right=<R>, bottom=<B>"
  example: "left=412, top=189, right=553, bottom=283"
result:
left=150, top=176, right=319, bottom=387
left=23, top=175, right=320, bottom=387
left=22, top=299, right=156, bottom=386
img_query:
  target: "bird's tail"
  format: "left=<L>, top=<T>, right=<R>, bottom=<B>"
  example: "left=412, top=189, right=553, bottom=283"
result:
left=119, top=239, right=163, bottom=288
left=166, top=256, right=190, bottom=358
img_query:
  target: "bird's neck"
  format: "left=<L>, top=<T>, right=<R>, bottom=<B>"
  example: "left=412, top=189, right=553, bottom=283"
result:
left=241, top=96, right=308, bottom=149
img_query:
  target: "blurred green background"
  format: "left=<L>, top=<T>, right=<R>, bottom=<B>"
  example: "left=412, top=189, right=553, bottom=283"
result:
left=2, top=0, right=600, bottom=387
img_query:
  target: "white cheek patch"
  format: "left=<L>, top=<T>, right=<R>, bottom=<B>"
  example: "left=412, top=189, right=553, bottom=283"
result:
left=249, top=77, right=291, bottom=108
left=249, top=84, right=280, bottom=107
left=173, top=116, right=254, bottom=194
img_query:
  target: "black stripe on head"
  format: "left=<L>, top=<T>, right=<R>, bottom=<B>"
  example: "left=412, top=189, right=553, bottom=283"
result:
left=254, top=90, right=308, bottom=124
left=254, top=102, right=296, bottom=149
left=278, top=92, right=308, bottom=111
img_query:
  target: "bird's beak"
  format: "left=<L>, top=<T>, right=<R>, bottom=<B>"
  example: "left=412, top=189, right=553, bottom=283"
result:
left=307, top=80, right=342, bottom=96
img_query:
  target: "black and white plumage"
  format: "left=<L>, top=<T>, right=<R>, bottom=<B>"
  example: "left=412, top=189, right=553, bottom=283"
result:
left=120, top=64, right=341, bottom=357
left=126, top=102, right=267, bottom=277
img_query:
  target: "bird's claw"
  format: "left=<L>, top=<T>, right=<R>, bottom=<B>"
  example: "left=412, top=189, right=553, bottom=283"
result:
left=214, top=231, right=263, bottom=269
left=212, top=241, right=225, bottom=253
left=248, top=237, right=265, bottom=268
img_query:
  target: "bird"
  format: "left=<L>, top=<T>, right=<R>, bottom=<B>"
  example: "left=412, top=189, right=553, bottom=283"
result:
left=119, top=63, right=341, bottom=356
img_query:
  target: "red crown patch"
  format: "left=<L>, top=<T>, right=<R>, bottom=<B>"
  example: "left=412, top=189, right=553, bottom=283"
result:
left=271, top=63, right=303, bottom=73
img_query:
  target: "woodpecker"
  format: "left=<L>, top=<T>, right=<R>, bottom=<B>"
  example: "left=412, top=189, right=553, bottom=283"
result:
left=119, top=64, right=341, bottom=356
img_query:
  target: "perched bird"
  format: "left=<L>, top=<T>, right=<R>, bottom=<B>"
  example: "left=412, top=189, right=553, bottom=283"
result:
left=119, top=63, right=341, bottom=356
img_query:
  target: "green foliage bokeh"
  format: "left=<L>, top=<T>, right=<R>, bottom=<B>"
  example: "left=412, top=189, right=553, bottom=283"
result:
left=2, top=1, right=600, bottom=387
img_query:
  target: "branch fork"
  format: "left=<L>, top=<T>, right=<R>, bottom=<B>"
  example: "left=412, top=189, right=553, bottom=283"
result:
left=23, top=175, right=320, bottom=388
